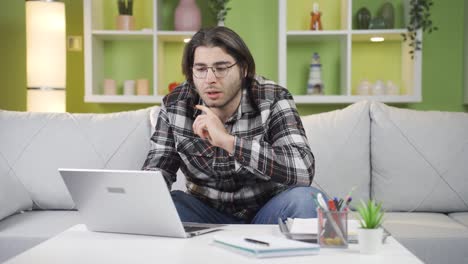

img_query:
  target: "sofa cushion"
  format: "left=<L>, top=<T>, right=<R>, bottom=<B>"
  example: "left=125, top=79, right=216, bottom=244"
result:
left=0, top=107, right=159, bottom=210
left=0, top=166, right=33, bottom=222
left=383, top=212, right=468, bottom=264
left=370, top=102, right=468, bottom=212
left=0, top=210, right=82, bottom=263
left=301, top=100, right=370, bottom=206
left=449, top=212, right=468, bottom=228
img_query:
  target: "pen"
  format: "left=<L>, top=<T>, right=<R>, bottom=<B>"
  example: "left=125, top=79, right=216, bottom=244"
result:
left=244, top=238, right=270, bottom=246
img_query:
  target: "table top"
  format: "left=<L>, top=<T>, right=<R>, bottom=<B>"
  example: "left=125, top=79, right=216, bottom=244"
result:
left=6, top=224, right=422, bottom=264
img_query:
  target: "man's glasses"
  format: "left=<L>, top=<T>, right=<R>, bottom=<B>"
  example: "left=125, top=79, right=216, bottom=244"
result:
left=192, top=62, right=237, bottom=79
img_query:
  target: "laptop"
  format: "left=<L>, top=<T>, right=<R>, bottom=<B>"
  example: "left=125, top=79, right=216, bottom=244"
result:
left=58, top=168, right=224, bottom=238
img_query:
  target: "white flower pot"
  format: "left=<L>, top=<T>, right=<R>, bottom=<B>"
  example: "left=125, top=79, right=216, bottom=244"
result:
left=358, top=227, right=383, bottom=254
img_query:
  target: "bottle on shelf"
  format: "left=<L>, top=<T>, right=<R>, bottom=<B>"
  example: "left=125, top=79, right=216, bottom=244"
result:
left=307, top=52, right=324, bottom=95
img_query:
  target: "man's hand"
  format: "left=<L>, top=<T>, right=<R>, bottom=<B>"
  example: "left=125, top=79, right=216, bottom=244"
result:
left=193, top=105, right=235, bottom=154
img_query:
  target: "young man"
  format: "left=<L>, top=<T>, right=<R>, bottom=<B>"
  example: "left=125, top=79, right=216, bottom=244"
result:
left=143, top=27, right=320, bottom=224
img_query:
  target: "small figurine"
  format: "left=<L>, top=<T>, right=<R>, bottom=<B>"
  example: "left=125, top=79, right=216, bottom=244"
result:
left=307, top=52, right=324, bottom=95
left=310, top=3, right=323, bottom=31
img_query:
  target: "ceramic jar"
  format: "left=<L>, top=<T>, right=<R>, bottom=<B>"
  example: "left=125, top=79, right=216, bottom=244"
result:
left=174, top=0, right=201, bottom=31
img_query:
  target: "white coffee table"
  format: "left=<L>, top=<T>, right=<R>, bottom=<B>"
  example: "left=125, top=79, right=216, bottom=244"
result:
left=6, top=224, right=422, bottom=264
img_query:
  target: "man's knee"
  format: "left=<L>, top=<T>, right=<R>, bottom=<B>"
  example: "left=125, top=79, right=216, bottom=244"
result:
left=280, top=186, right=323, bottom=218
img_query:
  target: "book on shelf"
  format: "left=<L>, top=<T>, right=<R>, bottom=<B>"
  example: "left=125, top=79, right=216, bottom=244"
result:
left=211, top=235, right=320, bottom=258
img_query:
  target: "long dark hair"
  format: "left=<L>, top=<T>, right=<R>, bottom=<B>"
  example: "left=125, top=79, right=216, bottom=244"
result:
left=182, top=27, right=257, bottom=110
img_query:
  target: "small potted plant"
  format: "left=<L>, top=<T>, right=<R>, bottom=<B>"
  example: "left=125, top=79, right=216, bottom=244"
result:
left=208, top=0, right=231, bottom=26
left=356, top=199, right=385, bottom=254
left=116, top=0, right=134, bottom=30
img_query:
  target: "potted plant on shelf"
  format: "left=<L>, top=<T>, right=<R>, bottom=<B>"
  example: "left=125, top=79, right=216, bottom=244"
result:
left=208, top=0, right=231, bottom=26
left=356, top=199, right=385, bottom=254
left=403, top=0, right=438, bottom=58
left=116, top=0, right=134, bottom=30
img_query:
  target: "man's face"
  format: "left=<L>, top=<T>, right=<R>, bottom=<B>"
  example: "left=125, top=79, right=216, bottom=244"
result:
left=192, top=46, right=243, bottom=110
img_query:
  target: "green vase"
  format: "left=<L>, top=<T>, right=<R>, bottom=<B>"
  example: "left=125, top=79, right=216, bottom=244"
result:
left=378, top=2, right=395, bottom=29
left=356, top=7, right=371, bottom=29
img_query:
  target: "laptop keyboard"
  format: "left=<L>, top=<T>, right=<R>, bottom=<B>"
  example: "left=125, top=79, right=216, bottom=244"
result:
left=183, top=225, right=209, bottom=233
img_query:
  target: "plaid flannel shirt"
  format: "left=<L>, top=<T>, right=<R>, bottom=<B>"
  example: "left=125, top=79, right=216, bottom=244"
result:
left=142, top=76, right=315, bottom=220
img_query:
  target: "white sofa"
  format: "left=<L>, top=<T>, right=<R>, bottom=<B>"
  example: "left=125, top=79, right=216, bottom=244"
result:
left=1, top=101, right=468, bottom=263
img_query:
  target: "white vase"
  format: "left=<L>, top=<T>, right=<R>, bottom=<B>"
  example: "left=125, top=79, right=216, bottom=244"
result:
left=358, top=228, right=383, bottom=254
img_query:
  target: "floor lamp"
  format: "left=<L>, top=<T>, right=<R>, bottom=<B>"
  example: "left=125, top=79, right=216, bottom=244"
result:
left=26, top=0, right=66, bottom=112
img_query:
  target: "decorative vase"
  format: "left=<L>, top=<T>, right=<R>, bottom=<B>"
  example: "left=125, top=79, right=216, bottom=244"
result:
left=217, top=20, right=225, bottom=27
left=174, top=0, right=201, bottom=31
left=356, top=7, right=371, bottom=29
left=358, top=228, right=383, bottom=254
left=116, top=15, right=135, bottom=30
left=378, top=2, right=395, bottom=29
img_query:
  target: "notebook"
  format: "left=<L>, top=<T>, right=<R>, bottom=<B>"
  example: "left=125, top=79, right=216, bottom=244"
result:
left=212, top=235, right=320, bottom=258
left=58, top=168, right=224, bottom=238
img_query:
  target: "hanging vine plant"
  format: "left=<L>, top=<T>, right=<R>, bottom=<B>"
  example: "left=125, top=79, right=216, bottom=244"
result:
left=402, top=0, right=438, bottom=58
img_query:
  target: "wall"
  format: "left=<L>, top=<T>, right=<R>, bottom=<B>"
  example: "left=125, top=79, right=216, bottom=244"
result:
left=1, top=0, right=467, bottom=114
left=0, top=2, right=26, bottom=111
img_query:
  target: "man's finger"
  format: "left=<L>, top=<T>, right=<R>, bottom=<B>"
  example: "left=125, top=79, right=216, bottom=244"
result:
left=195, top=105, right=214, bottom=116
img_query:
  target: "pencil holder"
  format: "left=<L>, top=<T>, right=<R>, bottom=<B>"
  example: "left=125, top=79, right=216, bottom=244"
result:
left=317, top=208, right=348, bottom=248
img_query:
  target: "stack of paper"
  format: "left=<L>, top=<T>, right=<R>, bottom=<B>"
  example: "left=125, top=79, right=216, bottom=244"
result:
left=212, top=235, right=320, bottom=258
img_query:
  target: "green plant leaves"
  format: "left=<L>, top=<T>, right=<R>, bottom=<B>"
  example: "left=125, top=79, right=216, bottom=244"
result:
left=356, top=199, right=384, bottom=229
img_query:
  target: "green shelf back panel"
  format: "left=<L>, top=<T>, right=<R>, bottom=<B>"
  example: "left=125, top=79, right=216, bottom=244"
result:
left=287, top=0, right=343, bottom=31
left=287, top=41, right=342, bottom=95
left=103, top=40, right=153, bottom=95
left=351, top=41, right=403, bottom=95
left=157, top=41, right=186, bottom=96
left=352, top=0, right=406, bottom=29
left=103, top=0, right=154, bottom=30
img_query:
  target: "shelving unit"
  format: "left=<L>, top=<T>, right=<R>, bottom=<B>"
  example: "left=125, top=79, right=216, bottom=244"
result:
left=278, top=0, right=422, bottom=104
left=83, top=0, right=195, bottom=103
left=83, top=0, right=423, bottom=104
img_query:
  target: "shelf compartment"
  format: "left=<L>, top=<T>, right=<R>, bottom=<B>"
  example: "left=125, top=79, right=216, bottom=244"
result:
left=91, top=0, right=154, bottom=31
left=287, top=36, right=346, bottom=96
left=91, top=38, right=154, bottom=96
left=351, top=38, right=413, bottom=96
left=157, top=39, right=186, bottom=96
left=286, top=0, right=347, bottom=31
left=351, top=0, right=407, bottom=30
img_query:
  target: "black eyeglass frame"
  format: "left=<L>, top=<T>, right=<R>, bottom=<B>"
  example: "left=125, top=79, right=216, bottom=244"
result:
left=192, top=62, right=238, bottom=79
